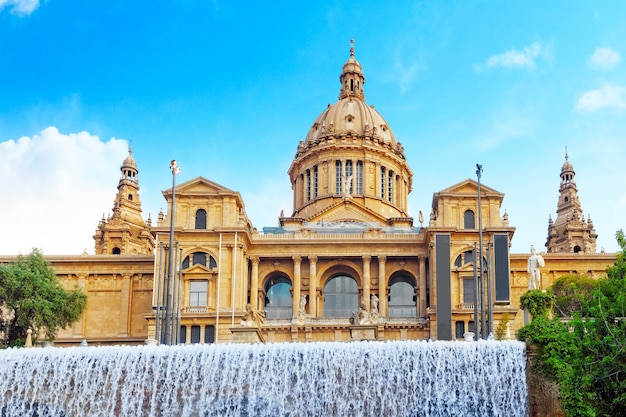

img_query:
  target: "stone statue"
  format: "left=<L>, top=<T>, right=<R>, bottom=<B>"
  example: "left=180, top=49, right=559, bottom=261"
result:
left=298, top=294, right=307, bottom=315
left=296, top=294, right=308, bottom=324
left=527, top=245, right=545, bottom=290
left=240, top=303, right=264, bottom=327
left=370, top=294, right=380, bottom=322
left=350, top=299, right=373, bottom=325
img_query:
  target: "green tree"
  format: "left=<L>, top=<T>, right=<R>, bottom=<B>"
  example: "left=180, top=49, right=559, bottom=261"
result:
left=519, top=229, right=626, bottom=417
left=551, top=274, right=597, bottom=318
left=0, top=249, right=87, bottom=347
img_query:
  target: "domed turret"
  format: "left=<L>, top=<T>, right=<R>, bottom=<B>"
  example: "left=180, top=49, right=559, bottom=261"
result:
left=93, top=145, right=154, bottom=255
left=546, top=150, right=597, bottom=253
left=286, top=41, right=413, bottom=227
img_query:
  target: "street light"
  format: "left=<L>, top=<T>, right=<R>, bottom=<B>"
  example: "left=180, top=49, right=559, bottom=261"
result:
left=163, top=160, right=180, bottom=345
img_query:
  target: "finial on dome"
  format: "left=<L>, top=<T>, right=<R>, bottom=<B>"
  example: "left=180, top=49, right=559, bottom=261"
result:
left=565, top=146, right=568, bottom=161
left=350, top=38, right=355, bottom=57
left=129, top=139, right=133, bottom=155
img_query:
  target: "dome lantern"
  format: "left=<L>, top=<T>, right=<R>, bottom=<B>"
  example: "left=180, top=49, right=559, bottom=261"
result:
left=339, top=39, right=365, bottom=101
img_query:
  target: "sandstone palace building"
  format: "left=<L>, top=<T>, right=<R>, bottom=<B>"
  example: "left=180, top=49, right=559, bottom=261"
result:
left=5, top=45, right=616, bottom=346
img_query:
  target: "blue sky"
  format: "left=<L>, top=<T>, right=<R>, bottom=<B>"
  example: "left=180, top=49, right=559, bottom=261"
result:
left=1, top=1, right=624, bottom=255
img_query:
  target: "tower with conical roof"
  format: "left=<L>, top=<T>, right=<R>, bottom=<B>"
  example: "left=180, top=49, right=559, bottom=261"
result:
left=285, top=40, right=413, bottom=228
left=93, top=147, right=155, bottom=255
left=546, top=151, right=597, bottom=253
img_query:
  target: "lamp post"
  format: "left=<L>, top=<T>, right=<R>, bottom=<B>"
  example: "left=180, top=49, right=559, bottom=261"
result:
left=163, top=160, right=180, bottom=345
left=476, top=164, right=487, bottom=339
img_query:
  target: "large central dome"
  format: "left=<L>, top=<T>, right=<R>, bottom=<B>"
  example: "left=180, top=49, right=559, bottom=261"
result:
left=300, top=41, right=397, bottom=151
left=285, top=41, right=412, bottom=227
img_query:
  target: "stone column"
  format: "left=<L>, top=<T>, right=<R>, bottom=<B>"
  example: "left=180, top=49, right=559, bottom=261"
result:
left=250, top=256, right=260, bottom=310
left=308, top=256, right=318, bottom=317
left=119, top=274, right=132, bottom=337
left=74, top=274, right=87, bottom=337
left=362, top=255, right=371, bottom=310
left=292, top=256, right=302, bottom=318
left=378, top=256, right=387, bottom=316
left=419, top=256, right=427, bottom=317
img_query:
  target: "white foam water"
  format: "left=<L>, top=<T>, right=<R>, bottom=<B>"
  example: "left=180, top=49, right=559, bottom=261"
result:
left=0, top=340, right=527, bottom=416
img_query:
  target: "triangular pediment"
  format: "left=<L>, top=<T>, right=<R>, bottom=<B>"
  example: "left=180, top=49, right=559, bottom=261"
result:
left=163, top=176, right=237, bottom=197
left=436, top=178, right=501, bottom=196
left=307, top=199, right=389, bottom=225
left=184, top=264, right=214, bottom=274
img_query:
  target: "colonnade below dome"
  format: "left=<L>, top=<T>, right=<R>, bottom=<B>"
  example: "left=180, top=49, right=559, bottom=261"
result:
left=290, top=157, right=411, bottom=221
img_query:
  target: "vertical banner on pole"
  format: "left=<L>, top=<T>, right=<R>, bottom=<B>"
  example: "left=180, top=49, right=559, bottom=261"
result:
left=435, top=234, right=452, bottom=341
left=494, top=233, right=511, bottom=303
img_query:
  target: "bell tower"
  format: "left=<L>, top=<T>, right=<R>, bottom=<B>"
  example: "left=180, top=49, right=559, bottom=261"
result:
left=546, top=151, right=597, bottom=253
left=93, top=146, right=155, bottom=255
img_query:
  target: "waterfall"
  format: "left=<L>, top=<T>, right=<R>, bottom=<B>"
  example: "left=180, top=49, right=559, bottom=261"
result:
left=0, top=340, right=527, bottom=417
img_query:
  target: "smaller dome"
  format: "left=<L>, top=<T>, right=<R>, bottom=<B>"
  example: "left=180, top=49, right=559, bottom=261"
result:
left=122, top=148, right=137, bottom=170
left=561, top=151, right=574, bottom=175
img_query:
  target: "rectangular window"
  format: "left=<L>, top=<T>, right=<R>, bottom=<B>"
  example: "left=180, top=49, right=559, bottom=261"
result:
left=455, top=321, right=465, bottom=339
left=380, top=167, right=386, bottom=199
left=191, top=325, right=201, bottom=344
left=179, top=325, right=187, bottom=344
left=463, top=279, right=475, bottom=307
left=189, top=281, right=208, bottom=307
left=335, top=160, right=342, bottom=194
left=313, top=165, right=318, bottom=198
left=356, top=161, right=363, bottom=195
left=205, top=325, right=215, bottom=344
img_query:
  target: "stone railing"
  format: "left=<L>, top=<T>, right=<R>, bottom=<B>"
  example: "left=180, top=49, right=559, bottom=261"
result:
left=181, top=306, right=209, bottom=314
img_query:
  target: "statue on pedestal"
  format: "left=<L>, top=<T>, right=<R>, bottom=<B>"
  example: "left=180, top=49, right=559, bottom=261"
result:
left=527, top=245, right=545, bottom=290
left=240, top=303, right=264, bottom=327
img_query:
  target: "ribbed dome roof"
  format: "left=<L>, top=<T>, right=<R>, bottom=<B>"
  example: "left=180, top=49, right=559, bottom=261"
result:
left=304, top=99, right=397, bottom=146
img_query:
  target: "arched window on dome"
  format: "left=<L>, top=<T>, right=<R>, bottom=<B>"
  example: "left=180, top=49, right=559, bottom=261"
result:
left=380, top=167, right=386, bottom=199
left=464, top=210, right=475, bottom=229
left=112, top=247, right=121, bottom=255
left=346, top=161, right=353, bottom=194
left=356, top=161, right=363, bottom=195
left=324, top=275, right=358, bottom=318
left=195, top=209, right=207, bottom=229
left=387, top=170, right=394, bottom=203
left=388, top=275, right=417, bottom=317
left=335, top=161, right=343, bottom=194
left=306, top=169, right=311, bottom=201
left=265, top=276, right=292, bottom=319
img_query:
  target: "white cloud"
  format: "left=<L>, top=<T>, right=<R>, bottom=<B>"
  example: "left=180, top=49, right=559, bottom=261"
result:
left=474, top=42, right=552, bottom=71
left=0, top=0, right=39, bottom=16
left=0, top=127, right=128, bottom=255
left=588, top=47, right=620, bottom=69
left=390, top=60, right=425, bottom=93
left=575, top=84, right=626, bottom=111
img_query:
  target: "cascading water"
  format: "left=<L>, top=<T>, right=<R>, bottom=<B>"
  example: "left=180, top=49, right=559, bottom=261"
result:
left=0, top=340, right=527, bottom=417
